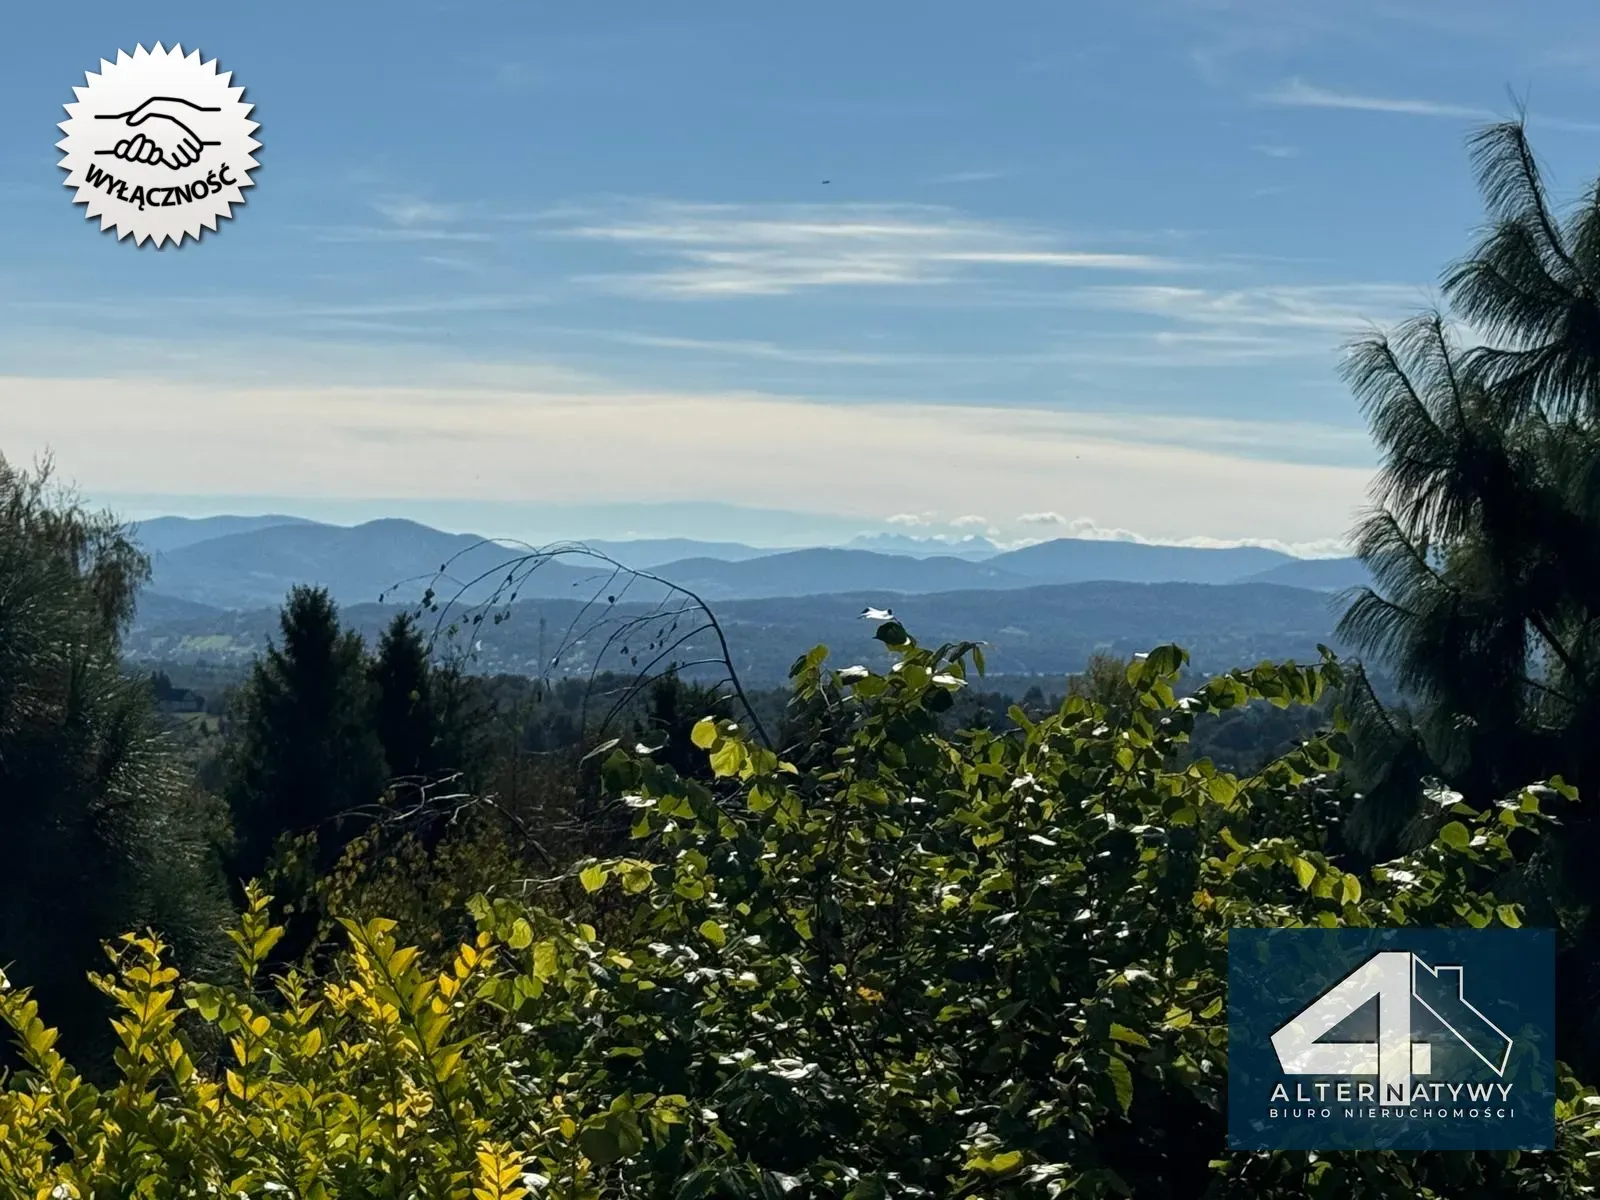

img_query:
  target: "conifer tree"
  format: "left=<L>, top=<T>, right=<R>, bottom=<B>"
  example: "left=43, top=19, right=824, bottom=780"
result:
left=222, top=586, right=387, bottom=884
left=370, top=611, right=443, bottom=783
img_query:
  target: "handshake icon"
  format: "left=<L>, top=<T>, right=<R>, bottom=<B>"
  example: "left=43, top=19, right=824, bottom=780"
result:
left=95, top=95, right=221, bottom=171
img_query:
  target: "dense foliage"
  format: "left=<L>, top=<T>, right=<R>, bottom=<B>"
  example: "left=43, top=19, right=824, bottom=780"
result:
left=0, top=623, right=1596, bottom=1197
left=0, top=455, right=232, bottom=1063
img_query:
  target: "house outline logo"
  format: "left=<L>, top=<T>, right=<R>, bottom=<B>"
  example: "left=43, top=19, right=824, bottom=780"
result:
left=56, top=44, right=260, bottom=247
left=1228, top=928, right=1553, bottom=1151
left=1270, top=949, right=1514, bottom=1107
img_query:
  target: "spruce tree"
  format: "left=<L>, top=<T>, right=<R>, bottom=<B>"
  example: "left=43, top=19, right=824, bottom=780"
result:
left=370, top=611, right=442, bottom=783
left=222, top=586, right=387, bottom=884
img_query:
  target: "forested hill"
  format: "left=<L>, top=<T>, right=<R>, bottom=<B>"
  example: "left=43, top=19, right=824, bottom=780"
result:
left=128, top=578, right=1347, bottom=686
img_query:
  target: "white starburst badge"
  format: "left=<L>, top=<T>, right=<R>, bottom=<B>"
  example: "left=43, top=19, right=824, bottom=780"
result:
left=57, top=44, right=260, bottom=247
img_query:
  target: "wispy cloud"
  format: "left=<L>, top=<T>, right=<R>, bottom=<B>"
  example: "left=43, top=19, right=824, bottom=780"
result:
left=420, top=255, right=493, bottom=275
left=297, top=225, right=494, bottom=245
left=295, top=194, right=495, bottom=245
left=4, top=369, right=1371, bottom=548
left=1252, top=144, right=1301, bottom=158
left=1027, top=515, right=1351, bottom=559
left=589, top=332, right=906, bottom=366
left=1259, top=78, right=1493, bottom=119
left=1252, top=80, right=1600, bottom=131
left=292, top=295, right=548, bottom=319
left=1083, top=282, right=1427, bottom=334
left=1017, top=511, right=1068, bottom=525
left=554, top=200, right=1179, bottom=297
left=371, top=196, right=471, bottom=227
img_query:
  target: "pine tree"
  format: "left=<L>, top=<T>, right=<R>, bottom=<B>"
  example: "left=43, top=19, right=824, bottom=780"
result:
left=222, top=586, right=387, bottom=885
left=1337, top=118, right=1600, bottom=1069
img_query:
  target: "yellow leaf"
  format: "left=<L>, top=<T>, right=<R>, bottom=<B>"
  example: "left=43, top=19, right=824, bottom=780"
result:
left=388, top=946, right=420, bottom=977
left=1291, top=857, right=1317, bottom=889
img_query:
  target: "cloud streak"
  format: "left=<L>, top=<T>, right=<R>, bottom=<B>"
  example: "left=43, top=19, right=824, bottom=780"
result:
left=1258, top=80, right=1600, bottom=131
left=1081, top=282, right=1427, bottom=335
left=1259, top=78, right=1494, bottom=119
left=555, top=200, right=1179, bottom=297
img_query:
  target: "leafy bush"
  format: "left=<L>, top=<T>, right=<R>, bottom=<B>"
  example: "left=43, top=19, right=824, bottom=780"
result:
left=0, top=624, right=1596, bottom=1198
left=0, top=455, right=233, bottom=1065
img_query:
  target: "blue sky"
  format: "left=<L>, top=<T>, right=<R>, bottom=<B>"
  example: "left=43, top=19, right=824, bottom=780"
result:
left=5, top=0, right=1600, bottom=552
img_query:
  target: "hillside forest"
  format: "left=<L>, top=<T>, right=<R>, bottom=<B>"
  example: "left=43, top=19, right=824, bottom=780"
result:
left=7, top=119, right=1600, bottom=1195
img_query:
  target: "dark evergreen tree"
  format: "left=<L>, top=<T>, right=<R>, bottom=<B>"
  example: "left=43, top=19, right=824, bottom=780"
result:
left=222, top=586, right=387, bottom=885
left=1336, top=118, right=1600, bottom=1070
left=370, top=612, right=444, bottom=783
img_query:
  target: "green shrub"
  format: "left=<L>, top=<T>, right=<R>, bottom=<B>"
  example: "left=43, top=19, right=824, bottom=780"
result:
left=0, top=625, right=1595, bottom=1198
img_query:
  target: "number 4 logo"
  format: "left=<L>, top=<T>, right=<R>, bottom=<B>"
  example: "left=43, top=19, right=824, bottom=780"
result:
left=1271, top=951, right=1514, bottom=1106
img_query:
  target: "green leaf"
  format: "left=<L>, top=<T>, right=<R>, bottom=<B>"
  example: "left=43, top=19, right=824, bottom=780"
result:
left=619, top=860, right=655, bottom=894
left=845, top=1180, right=889, bottom=1200
left=1341, top=874, right=1362, bottom=905
left=967, top=1148, right=1024, bottom=1175
left=699, top=919, right=727, bottom=947
left=690, top=718, right=718, bottom=750
left=1106, top=1054, right=1134, bottom=1115
left=579, top=1111, right=645, bottom=1166
left=1439, top=821, right=1471, bottom=850
left=579, top=864, right=609, bottom=893
left=1109, top=1023, right=1150, bottom=1048
left=1497, top=904, right=1523, bottom=929
left=1291, top=856, right=1317, bottom=889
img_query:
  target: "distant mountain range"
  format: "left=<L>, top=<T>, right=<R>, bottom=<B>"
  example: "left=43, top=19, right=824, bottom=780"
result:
left=1240, top=557, right=1373, bottom=591
left=842, top=532, right=1002, bottom=559
left=127, top=514, right=1372, bottom=612
left=131, top=514, right=322, bottom=554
